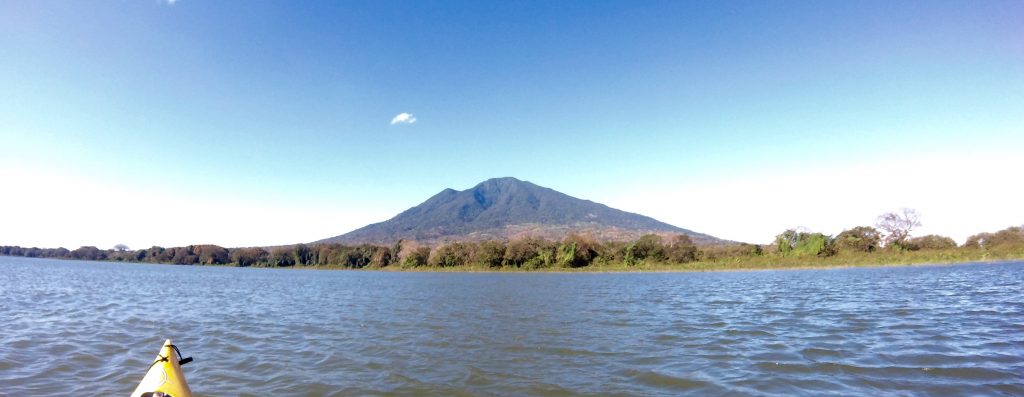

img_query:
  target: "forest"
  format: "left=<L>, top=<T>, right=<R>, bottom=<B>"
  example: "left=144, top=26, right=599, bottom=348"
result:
left=3, top=210, right=1023, bottom=271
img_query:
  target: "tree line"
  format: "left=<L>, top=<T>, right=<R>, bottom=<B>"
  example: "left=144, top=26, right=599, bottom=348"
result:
left=2, top=210, right=1022, bottom=269
left=0, top=234, right=702, bottom=269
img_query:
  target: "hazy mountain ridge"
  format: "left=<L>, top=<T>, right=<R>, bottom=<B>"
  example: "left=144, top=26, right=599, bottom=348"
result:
left=316, top=177, right=724, bottom=246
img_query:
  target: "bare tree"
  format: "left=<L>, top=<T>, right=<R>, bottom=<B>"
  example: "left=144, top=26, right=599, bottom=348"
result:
left=875, top=208, right=921, bottom=247
left=114, top=244, right=130, bottom=252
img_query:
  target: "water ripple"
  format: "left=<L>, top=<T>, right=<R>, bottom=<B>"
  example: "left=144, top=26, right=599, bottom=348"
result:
left=1, top=257, right=1023, bottom=396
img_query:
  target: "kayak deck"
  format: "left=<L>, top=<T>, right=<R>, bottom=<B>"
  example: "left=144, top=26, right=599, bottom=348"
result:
left=130, top=339, right=193, bottom=397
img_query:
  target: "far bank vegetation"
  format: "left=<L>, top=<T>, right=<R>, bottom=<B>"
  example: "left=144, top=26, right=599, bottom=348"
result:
left=3, top=209, right=1023, bottom=271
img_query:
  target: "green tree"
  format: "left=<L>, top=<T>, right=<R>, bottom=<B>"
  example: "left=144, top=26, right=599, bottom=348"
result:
left=370, top=246, right=392, bottom=267
left=403, top=246, right=430, bottom=267
left=988, top=226, right=1024, bottom=249
left=395, top=241, right=429, bottom=267
left=774, top=230, right=834, bottom=257
left=316, top=245, right=336, bottom=266
left=292, top=244, right=314, bottom=266
left=598, top=241, right=629, bottom=264
left=556, top=234, right=599, bottom=268
left=70, top=246, right=106, bottom=261
left=774, top=229, right=799, bottom=256
left=473, top=240, right=506, bottom=267
left=51, top=247, right=69, bottom=258
left=431, top=242, right=471, bottom=267
left=170, top=246, right=199, bottom=265
left=341, top=245, right=377, bottom=268
left=665, top=235, right=698, bottom=263
left=834, top=226, right=882, bottom=253
left=269, top=247, right=295, bottom=266
left=390, top=240, right=404, bottom=265
left=504, top=237, right=546, bottom=268
left=699, top=243, right=762, bottom=260
left=795, top=233, right=833, bottom=257
left=963, top=233, right=990, bottom=249
left=196, top=245, right=230, bottom=265
left=964, top=226, right=1024, bottom=250
left=145, top=246, right=167, bottom=263
left=231, top=247, right=268, bottom=267
left=626, top=234, right=665, bottom=264
left=906, top=235, right=957, bottom=250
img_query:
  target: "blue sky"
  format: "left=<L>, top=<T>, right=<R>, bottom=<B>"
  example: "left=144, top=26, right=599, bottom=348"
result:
left=1, top=0, right=1022, bottom=248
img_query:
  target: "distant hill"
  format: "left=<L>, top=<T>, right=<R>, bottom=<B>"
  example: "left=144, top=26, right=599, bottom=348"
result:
left=315, top=177, right=725, bottom=246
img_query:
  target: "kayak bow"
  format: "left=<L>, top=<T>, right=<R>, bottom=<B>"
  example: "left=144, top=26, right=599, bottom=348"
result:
left=130, top=339, right=193, bottom=397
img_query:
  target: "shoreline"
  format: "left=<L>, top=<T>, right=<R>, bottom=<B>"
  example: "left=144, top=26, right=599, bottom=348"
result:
left=359, top=256, right=1023, bottom=274
left=7, top=250, right=1020, bottom=274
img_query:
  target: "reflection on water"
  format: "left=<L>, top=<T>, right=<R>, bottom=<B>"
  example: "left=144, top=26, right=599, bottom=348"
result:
left=1, top=257, right=1022, bottom=396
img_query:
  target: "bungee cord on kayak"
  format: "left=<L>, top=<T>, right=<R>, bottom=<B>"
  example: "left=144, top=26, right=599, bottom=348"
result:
left=130, top=340, right=193, bottom=397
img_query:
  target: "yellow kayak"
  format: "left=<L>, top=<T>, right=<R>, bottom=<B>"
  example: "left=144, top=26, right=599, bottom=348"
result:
left=130, top=339, right=193, bottom=397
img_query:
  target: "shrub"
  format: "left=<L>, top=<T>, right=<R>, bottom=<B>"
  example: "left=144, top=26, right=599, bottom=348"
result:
left=774, top=230, right=834, bottom=257
left=965, top=226, right=1024, bottom=250
left=665, top=235, right=698, bottom=263
left=557, top=234, right=600, bottom=267
left=906, top=235, right=957, bottom=251
left=834, top=226, right=882, bottom=253
left=474, top=240, right=506, bottom=267
left=430, top=242, right=471, bottom=267
left=699, top=243, right=761, bottom=261
left=505, top=237, right=552, bottom=268
left=626, top=234, right=665, bottom=264
left=402, top=246, right=431, bottom=268
left=269, top=247, right=295, bottom=267
left=231, top=247, right=268, bottom=267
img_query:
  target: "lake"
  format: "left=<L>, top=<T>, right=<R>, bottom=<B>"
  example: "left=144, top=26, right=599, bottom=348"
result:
left=1, top=257, right=1022, bottom=396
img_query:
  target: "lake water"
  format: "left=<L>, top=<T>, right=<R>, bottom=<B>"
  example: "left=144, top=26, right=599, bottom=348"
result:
left=1, top=257, right=1022, bottom=396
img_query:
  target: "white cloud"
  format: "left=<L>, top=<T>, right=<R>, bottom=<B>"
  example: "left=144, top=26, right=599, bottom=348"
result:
left=167, top=0, right=177, bottom=4
left=390, top=112, right=417, bottom=125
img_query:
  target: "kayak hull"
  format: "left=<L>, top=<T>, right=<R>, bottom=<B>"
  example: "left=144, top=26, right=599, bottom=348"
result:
left=130, top=339, right=193, bottom=397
